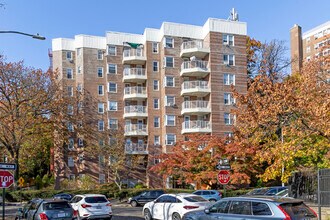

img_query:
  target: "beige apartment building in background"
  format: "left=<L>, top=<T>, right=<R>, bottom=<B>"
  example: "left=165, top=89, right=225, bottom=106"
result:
left=52, top=17, right=247, bottom=188
left=290, top=21, right=330, bottom=73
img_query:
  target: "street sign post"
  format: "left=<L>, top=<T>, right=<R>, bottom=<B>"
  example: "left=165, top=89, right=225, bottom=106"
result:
left=0, top=170, right=14, bottom=188
left=217, top=170, right=230, bottom=185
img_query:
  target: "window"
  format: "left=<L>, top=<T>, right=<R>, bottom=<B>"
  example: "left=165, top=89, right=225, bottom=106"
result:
left=77, top=83, right=82, bottom=92
left=229, top=201, right=252, bottom=215
left=108, top=82, right=117, bottom=93
left=154, top=117, right=160, bottom=128
left=97, top=67, right=103, bottom=77
left=306, top=46, right=311, bottom=53
left=68, top=156, right=74, bottom=167
left=306, top=37, right=310, bottom=43
left=108, top=64, right=117, bottom=74
left=224, top=93, right=235, bottom=105
left=223, top=34, right=234, bottom=46
left=153, top=61, right=159, bottom=72
left=165, top=115, right=175, bottom=126
left=165, top=76, right=175, bottom=87
left=66, top=51, right=72, bottom=60
left=153, top=98, right=159, bottom=109
left=108, top=101, right=117, bottom=111
left=154, top=158, right=160, bottom=164
left=66, top=68, right=73, bottom=79
left=252, top=202, right=272, bottom=215
left=67, top=105, right=73, bottom=115
left=98, top=120, right=104, bottom=131
left=77, top=66, right=81, bottom=74
left=152, top=42, right=159, bottom=53
left=99, top=139, right=104, bottom=147
left=165, top=96, right=175, bottom=106
left=77, top=48, right=81, bottom=56
left=98, top=103, right=104, bottom=113
left=165, top=37, right=174, bottom=48
left=78, top=138, right=84, bottom=147
left=165, top=134, right=176, bottom=145
left=224, top=74, right=235, bottom=85
left=164, top=57, right=174, bottom=68
left=109, top=119, right=118, bottom=130
left=68, top=138, right=74, bottom=150
left=153, top=80, right=159, bottom=91
left=224, top=113, right=235, bottom=125
left=108, top=45, right=116, bottom=56
left=224, top=54, right=235, bottom=66
left=99, top=174, right=105, bottom=184
left=67, top=86, right=73, bottom=97
left=154, top=136, right=160, bottom=145
left=97, top=50, right=103, bottom=60
left=208, top=201, right=230, bottom=213
left=98, top=85, right=104, bottom=95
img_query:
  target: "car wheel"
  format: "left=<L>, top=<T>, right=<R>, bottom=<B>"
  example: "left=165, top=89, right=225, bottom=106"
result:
left=130, top=200, right=138, bottom=207
left=172, top=212, right=181, bottom=220
left=144, top=209, right=153, bottom=220
left=209, top=199, right=217, bottom=202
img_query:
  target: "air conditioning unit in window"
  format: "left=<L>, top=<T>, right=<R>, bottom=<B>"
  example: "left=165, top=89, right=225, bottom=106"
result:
left=169, top=103, right=177, bottom=108
left=69, top=59, right=74, bottom=63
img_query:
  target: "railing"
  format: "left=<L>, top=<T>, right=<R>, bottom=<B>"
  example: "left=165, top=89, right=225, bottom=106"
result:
left=182, top=81, right=209, bottom=90
left=125, top=143, right=147, bottom=153
left=123, top=48, right=144, bottom=57
left=182, top=120, right=211, bottom=129
left=125, top=124, right=147, bottom=133
left=181, top=40, right=209, bottom=50
left=124, top=86, right=147, bottom=95
left=182, top=100, right=209, bottom=109
left=123, top=68, right=146, bottom=76
left=181, top=60, right=208, bottom=70
left=124, top=106, right=147, bottom=114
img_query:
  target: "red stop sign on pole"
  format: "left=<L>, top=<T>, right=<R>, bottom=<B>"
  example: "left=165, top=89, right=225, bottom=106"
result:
left=218, top=170, right=230, bottom=185
left=0, top=170, right=14, bottom=188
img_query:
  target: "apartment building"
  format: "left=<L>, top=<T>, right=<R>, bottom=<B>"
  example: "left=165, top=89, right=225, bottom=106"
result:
left=291, top=21, right=330, bottom=73
left=52, top=17, right=247, bottom=188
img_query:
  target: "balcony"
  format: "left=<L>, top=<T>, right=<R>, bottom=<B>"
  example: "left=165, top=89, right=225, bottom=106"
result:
left=182, top=120, right=212, bottom=134
left=124, top=86, right=147, bottom=100
left=125, top=143, right=148, bottom=154
left=124, top=105, right=148, bottom=119
left=181, top=81, right=211, bottom=96
left=124, top=124, right=148, bottom=136
left=122, top=48, right=146, bottom=65
left=181, top=100, right=211, bottom=115
left=123, top=68, right=147, bottom=83
left=180, top=40, right=210, bottom=58
left=180, top=60, right=210, bottom=77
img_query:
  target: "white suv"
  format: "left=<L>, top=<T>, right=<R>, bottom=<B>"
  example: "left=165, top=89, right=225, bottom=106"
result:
left=70, top=194, right=112, bottom=220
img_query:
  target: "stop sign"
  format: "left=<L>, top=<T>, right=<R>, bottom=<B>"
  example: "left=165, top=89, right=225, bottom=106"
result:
left=0, top=170, right=14, bottom=188
left=217, top=170, right=230, bottom=185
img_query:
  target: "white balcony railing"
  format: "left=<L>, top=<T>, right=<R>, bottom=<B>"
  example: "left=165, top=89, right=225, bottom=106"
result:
left=123, top=68, right=146, bottom=77
left=181, top=60, right=208, bottom=70
left=123, top=48, right=144, bottom=57
left=182, top=120, right=211, bottom=130
left=125, top=143, right=148, bottom=154
left=182, top=100, right=209, bottom=109
left=124, top=124, right=147, bottom=136
left=182, top=81, right=209, bottom=90
left=124, top=105, right=147, bottom=114
left=181, top=40, right=209, bottom=50
left=124, top=86, right=147, bottom=98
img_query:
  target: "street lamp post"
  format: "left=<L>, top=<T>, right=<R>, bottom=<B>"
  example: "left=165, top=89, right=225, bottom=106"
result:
left=0, top=31, right=46, bottom=40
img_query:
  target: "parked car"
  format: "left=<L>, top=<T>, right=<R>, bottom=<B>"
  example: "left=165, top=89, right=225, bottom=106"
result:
left=143, top=193, right=211, bottom=220
left=128, top=189, right=164, bottom=207
left=24, top=198, right=76, bottom=220
left=70, top=194, right=112, bottom=220
left=245, top=186, right=288, bottom=196
left=53, top=193, right=74, bottom=201
left=182, top=196, right=317, bottom=220
left=192, top=190, right=222, bottom=202
left=15, top=198, right=42, bottom=220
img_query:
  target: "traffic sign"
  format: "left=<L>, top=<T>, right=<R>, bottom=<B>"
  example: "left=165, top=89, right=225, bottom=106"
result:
left=18, top=177, right=25, bottom=187
left=216, top=164, right=231, bottom=170
left=0, top=170, right=14, bottom=188
left=217, top=170, right=230, bottom=185
left=0, top=163, right=16, bottom=170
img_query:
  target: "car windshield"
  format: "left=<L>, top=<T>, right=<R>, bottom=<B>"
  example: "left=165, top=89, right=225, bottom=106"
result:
left=184, top=196, right=208, bottom=202
left=85, top=196, right=108, bottom=203
left=43, top=202, right=71, bottom=210
left=280, top=202, right=317, bottom=218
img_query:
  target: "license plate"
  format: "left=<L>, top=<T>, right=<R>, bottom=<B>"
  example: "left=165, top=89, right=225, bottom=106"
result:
left=96, top=206, right=102, bottom=209
left=58, top=213, right=66, bottom=217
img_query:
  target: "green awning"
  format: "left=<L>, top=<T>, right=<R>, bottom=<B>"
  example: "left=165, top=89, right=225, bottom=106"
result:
left=124, top=42, right=142, bottom=49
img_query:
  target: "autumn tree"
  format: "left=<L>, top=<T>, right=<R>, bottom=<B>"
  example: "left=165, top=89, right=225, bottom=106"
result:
left=0, top=56, right=62, bottom=179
